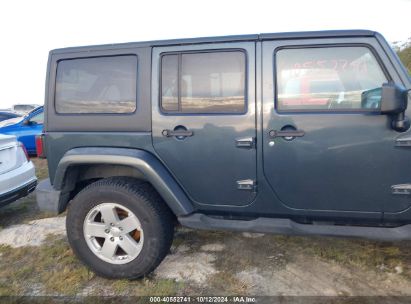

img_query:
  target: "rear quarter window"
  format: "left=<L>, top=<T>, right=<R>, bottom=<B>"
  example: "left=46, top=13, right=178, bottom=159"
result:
left=55, top=55, right=137, bottom=114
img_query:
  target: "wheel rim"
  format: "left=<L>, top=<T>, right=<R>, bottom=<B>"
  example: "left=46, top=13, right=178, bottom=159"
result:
left=83, top=203, right=144, bottom=264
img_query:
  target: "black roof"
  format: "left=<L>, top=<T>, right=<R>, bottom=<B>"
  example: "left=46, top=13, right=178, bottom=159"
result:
left=51, top=30, right=377, bottom=54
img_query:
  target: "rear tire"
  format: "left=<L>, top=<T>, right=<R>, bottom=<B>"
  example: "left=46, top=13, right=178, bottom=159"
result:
left=66, top=177, right=174, bottom=279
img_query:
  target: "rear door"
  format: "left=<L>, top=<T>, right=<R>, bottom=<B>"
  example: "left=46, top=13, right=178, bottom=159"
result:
left=262, top=37, right=411, bottom=213
left=152, top=42, right=256, bottom=206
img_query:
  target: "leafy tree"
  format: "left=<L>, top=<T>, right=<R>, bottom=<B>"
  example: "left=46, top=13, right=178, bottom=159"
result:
left=396, top=38, right=411, bottom=74
left=398, top=47, right=411, bottom=74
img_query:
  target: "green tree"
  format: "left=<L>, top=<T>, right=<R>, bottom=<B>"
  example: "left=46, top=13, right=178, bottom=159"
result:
left=397, top=39, right=411, bottom=74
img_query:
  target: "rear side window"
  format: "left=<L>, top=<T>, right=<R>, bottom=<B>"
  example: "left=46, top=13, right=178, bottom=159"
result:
left=55, top=55, right=137, bottom=114
left=276, top=46, right=387, bottom=111
left=161, top=51, right=246, bottom=114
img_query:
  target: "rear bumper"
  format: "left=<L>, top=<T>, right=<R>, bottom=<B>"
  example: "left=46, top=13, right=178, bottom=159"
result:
left=0, top=179, right=37, bottom=207
left=35, top=178, right=66, bottom=214
left=0, top=160, right=36, bottom=194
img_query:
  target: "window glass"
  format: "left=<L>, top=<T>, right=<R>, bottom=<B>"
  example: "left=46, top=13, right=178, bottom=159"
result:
left=161, top=51, right=246, bottom=114
left=30, top=112, right=44, bottom=124
left=276, top=47, right=387, bottom=111
left=56, top=56, right=137, bottom=114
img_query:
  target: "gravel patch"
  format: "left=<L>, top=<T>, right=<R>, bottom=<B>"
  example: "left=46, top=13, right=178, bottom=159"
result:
left=0, top=216, right=66, bottom=248
left=235, top=254, right=411, bottom=296
left=242, top=232, right=265, bottom=238
left=200, top=243, right=225, bottom=252
left=155, top=246, right=217, bottom=284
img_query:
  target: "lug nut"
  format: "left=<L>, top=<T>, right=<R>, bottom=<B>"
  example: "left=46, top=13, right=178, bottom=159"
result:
left=119, top=227, right=123, bottom=231
left=110, top=223, right=115, bottom=227
left=110, top=237, right=114, bottom=242
left=119, top=236, right=123, bottom=241
left=105, top=229, right=110, bottom=233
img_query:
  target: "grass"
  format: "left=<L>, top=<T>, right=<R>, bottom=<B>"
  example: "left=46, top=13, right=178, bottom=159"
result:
left=2, top=157, right=411, bottom=295
left=272, top=235, right=411, bottom=277
left=0, top=194, right=55, bottom=229
left=0, top=157, right=51, bottom=229
left=207, top=271, right=248, bottom=295
left=0, top=236, right=91, bottom=295
left=0, top=235, right=184, bottom=296
left=0, top=158, right=186, bottom=296
left=31, top=157, right=49, bottom=180
left=109, top=277, right=183, bottom=296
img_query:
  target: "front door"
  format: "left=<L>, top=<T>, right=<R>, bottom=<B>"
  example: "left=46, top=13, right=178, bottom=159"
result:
left=152, top=42, right=256, bottom=206
left=262, top=37, right=411, bottom=213
left=19, top=110, right=44, bottom=154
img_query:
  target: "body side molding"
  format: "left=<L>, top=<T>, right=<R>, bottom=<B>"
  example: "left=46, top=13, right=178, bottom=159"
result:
left=54, top=147, right=194, bottom=216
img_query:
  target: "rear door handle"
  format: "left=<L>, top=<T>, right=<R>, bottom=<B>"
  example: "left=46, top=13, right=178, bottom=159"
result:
left=162, top=129, right=193, bottom=137
left=269, top=130, right=305, bottom=138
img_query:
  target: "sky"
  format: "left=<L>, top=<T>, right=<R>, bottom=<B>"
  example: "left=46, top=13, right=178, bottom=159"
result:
left=0, top=0, right=410, bottom=109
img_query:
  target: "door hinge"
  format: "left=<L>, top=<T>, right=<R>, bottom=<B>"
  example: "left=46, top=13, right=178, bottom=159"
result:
left=235, top=137, right=256, bottom=149
left=392, top=184, right=411, bottom=195
left=237, top=179, right=257, bottom=192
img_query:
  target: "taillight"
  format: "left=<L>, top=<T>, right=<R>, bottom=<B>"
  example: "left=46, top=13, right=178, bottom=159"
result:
left=35, top=134, right=46, bottom=158
left=19, top=142, right=30, bottom=161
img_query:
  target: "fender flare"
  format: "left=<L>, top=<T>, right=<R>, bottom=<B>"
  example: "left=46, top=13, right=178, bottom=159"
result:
left=54, top=147, right=194, bottom=216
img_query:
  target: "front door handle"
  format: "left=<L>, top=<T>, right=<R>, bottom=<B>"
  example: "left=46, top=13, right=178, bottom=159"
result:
left=162, top=129, right=193, bottom=138
left=269, top=130, right=305, bottom=138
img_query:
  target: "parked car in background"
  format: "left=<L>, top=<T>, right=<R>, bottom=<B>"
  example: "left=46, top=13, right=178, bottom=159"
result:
left=12, top=104, right=42, bottom=115
left=0, top=111, right=21, bottom=122
left=0, top=106, right=44, bottom=155
left=0, top=134, right=37, bottom=207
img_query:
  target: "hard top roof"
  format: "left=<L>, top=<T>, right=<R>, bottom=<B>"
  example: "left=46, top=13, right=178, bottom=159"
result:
left=50, top=30, right=377, bottom=54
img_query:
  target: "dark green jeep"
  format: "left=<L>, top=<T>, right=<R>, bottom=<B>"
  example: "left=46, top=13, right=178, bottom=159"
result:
left=37, top=30, right=411, bottom=279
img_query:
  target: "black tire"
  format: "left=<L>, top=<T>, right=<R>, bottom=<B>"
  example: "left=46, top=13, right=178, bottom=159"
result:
left=66, top=177, right=175, bottom=279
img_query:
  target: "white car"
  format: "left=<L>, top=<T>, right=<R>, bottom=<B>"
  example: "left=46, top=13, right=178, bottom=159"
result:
left=11, top=104, right=42, bottom=115
left=0, top=134, right=37, bottom=207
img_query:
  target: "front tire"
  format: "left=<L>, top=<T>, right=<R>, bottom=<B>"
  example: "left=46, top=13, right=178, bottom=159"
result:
left=66, top=177, right=174, bottom=279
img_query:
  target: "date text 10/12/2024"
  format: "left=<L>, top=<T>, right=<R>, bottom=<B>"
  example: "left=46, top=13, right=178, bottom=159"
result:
left=149, top=296, right=256, bottom=303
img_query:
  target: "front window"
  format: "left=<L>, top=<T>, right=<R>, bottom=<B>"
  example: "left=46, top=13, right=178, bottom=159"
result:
left=30, top=112, right=44, bottom=124
left=276, top=46, right=388, bottom=111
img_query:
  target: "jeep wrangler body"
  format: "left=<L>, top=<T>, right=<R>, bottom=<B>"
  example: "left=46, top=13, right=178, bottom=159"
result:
left=38, top=30, right=411, bottom=278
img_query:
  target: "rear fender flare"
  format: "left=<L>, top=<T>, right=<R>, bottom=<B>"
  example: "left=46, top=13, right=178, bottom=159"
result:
left=54, top=147, right=194, bottom=216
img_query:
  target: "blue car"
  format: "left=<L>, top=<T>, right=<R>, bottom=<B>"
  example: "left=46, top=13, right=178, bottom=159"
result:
left=0, top=112, right=21, bottom=122
left=0, top=106, right=43, bottom=155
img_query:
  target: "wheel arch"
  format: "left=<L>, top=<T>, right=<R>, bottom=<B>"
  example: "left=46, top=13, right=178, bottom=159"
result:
left=54, top=147, right=194, bottom=216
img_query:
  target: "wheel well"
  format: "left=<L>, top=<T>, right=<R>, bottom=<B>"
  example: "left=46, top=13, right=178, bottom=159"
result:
left=62, top=164, right=148, bottom=209
left=55, top=149, right=195, bottom=217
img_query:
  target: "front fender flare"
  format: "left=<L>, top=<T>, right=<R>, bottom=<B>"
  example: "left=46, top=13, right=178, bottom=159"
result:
left=54, top=147, right=194, bottom=216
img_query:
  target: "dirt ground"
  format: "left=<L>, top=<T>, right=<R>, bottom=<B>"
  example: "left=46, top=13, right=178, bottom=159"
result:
left=1, top=158, right=411, bottom=296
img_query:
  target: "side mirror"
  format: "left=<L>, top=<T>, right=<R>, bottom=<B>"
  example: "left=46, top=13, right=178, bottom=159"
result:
left=380, top=82, right=408, bottom=114
left=22, top=119, right=37, bottom=126
left=380, top=82, right=410, bottom=132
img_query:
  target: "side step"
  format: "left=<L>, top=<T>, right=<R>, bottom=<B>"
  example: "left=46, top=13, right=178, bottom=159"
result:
left=178, top=213, right=411, bottom=241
